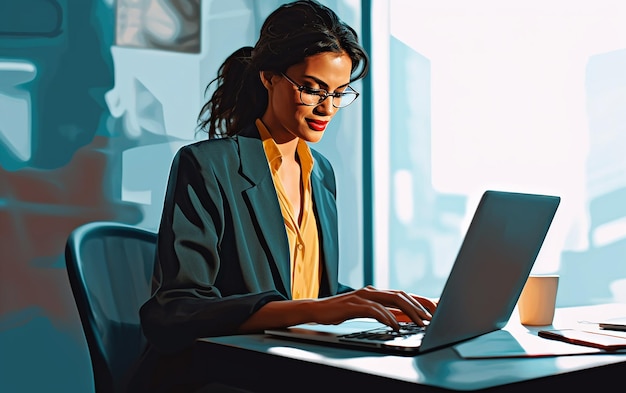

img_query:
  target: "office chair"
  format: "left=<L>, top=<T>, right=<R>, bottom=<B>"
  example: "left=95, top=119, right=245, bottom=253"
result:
left=65, top=221, right=158, bottom=393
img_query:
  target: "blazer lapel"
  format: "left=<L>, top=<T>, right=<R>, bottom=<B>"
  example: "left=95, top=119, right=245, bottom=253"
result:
left=237, top=130, right=292, bottom=298
left=311, top=158, right=339, bottom=296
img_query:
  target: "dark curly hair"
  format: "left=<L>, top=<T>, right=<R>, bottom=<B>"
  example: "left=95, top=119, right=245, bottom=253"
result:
left=197, top=0, right=369, bottom=138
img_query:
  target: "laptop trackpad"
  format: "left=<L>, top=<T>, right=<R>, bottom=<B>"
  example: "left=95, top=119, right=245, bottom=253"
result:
left=265, top=318, right=389, bottom=344
left=282, top=318, right=386, bottom=335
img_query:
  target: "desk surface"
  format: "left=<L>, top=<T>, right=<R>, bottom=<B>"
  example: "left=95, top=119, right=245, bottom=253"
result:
left=198, top=303, right=626, bottom=392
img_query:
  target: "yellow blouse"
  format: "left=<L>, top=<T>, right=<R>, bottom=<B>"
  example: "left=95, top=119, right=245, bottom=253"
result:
left=256, top=119, right=321, bottom=299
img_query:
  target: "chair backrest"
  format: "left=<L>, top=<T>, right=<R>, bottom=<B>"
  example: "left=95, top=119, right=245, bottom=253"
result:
left=65, top=221, right=158, bottom=393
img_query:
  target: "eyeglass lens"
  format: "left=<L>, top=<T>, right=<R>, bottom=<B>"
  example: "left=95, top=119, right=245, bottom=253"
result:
left=300, top=89, right=357, bottom=108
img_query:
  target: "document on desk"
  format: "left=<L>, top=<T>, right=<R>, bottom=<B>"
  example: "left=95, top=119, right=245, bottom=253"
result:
left=454, top=330, right=604, bottom=358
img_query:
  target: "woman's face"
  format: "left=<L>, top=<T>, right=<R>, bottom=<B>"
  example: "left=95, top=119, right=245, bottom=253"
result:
left=261, top=51, right=353, bottom=144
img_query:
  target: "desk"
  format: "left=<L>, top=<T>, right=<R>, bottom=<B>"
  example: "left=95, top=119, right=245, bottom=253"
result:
left=196, top=304, right=626, bottom=392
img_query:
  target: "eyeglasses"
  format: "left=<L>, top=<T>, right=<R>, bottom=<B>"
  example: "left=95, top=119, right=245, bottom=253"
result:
left=281, top=73, right=359, bottom=108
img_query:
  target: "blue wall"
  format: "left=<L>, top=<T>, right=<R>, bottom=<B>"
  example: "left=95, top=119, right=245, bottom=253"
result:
left=0, top=1, right=364, bottom=391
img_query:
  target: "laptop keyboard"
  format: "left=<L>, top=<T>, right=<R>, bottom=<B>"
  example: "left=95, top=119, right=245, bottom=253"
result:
left=339, top=322, right=427, bottom=342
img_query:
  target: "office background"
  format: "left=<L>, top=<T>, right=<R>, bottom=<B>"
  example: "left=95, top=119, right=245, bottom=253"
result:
left=1, top=1, right=624, bottom=392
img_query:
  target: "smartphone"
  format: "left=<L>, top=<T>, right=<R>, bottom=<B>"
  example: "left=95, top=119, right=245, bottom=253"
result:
left=538, top=329, right=626, bottom=351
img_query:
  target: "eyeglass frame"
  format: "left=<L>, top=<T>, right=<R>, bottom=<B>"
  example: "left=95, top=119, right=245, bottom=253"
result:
left=280, top=72, right=360, bottom=108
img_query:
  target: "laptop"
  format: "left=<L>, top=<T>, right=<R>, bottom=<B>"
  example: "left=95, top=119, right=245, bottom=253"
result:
left=265, top=190, right=561, bottom=355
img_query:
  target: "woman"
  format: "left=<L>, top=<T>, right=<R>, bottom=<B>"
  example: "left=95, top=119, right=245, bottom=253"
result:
left=130, top=1, right=437, bottom=391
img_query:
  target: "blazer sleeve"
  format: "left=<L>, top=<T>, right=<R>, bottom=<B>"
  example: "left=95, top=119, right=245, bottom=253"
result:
left=140, top=144, right=285, bottom=353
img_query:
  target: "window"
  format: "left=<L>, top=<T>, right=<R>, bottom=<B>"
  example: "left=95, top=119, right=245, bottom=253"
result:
left=372, top=0, right=626, bottom=306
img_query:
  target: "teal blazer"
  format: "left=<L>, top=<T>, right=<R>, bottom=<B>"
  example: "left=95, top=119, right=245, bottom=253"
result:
left=140, top=125, right=353, bottom=353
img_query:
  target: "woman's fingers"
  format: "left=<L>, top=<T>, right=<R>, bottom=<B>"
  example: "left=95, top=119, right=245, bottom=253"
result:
left=411, top=294, right=438, bottom=314
left=315, top=287, right=436, bottom=330
left=388, top=307, right=411, bottom=323
left=365, top=302, right=401, bottom=330
left=357, top=286, right=432, bottom=326
left=319, top=295, right=401, bottom=329
left=402, top=293, right=433, bottom=319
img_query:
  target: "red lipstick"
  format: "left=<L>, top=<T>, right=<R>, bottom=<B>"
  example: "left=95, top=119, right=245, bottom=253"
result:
left=307, top=119, right=328, bottom=131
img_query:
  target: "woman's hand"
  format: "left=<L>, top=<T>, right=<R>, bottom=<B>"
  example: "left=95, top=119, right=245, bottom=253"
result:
left=388, top=295, right=438, bottom=323
left=238, top=286, right=438, bottom=334
left=305, top=286, right=437, bottom=330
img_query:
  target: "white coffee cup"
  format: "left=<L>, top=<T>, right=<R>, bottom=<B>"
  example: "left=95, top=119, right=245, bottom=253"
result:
left=518, top=274, right=559, bottom=326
